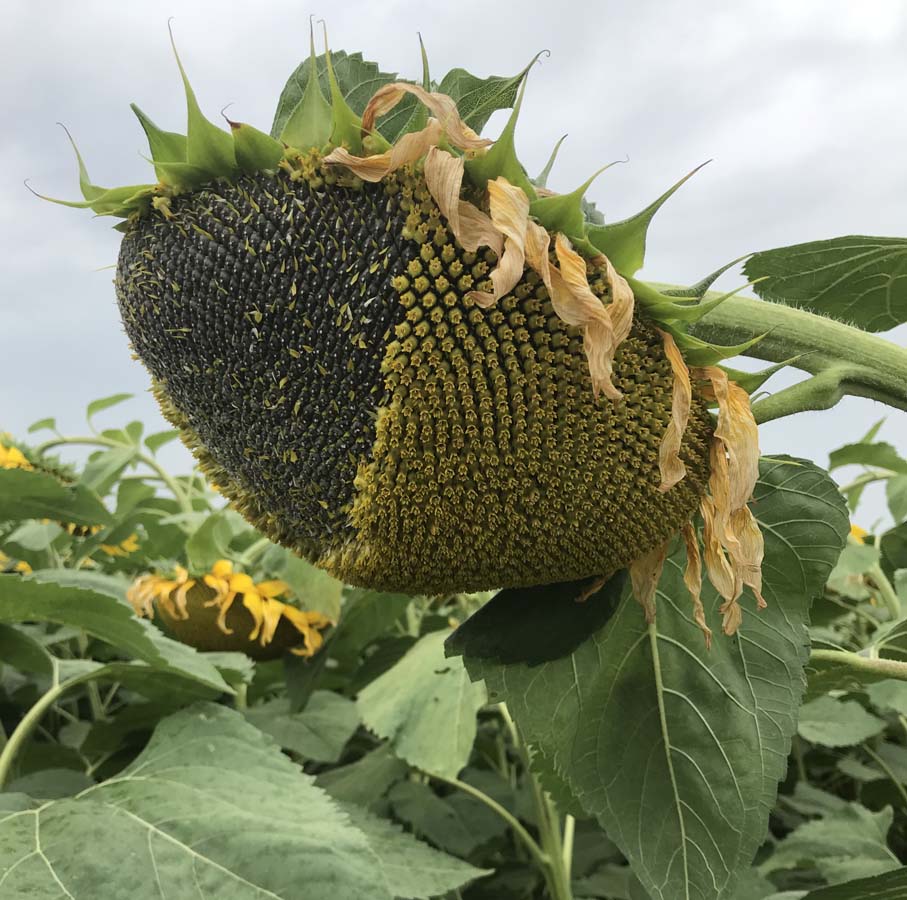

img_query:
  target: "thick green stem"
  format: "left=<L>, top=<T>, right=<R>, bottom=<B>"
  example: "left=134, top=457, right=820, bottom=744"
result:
left=667, top=291, right=907, bottom=423
left=810, top=649, right=907, bottom=681
left=0, top=679, right=69, bottom=788
left=867, top=564, right=901, bottom=620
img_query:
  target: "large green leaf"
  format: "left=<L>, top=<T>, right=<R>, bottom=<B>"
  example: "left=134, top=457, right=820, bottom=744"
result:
left=796, top=696, right=886, bottom=747
left=437, top=65, right=528, bottom=133
left=0, top=468, right=111, bottom=526
left=800, top=866, right=907, bottom=899
left=457, top=457, right=849, bottom=900
left=0, top=704, right=486, bottom=899
left=743, top=236, right=907, bottom=333
left=244, top=691, right=360, bottom=762
left=0, top=577, right=229, bottom=693
left=271, top=50, right=417, bottom=143
left=357, top=629, right=487, bottom=779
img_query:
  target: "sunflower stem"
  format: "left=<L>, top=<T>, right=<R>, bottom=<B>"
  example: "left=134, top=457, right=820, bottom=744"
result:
left=809, top=649, right=907, bottom=681
left=664, top=290, right=907, bottom=422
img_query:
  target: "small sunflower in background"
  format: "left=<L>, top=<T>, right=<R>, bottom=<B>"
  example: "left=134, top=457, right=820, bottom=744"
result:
left=0, top=439, right=33, bottom=471
left=128, top=559, right=333, bottom=660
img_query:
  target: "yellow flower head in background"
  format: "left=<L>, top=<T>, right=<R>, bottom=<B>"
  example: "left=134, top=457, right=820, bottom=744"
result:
left=0, top=441, right=32, bottom=471
left=128, top=559, right=333, bottom=660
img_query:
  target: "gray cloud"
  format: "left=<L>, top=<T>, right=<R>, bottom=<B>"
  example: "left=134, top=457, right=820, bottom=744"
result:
left=2, top=0, right=905, bottom=521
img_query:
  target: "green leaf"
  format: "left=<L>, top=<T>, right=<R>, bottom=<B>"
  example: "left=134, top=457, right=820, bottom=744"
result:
left=185, top=509, right=239, bottom=572
left=799, top=866, right=907, bottom=899
left=438, top=61, right=533, bottom=134
left=244, top=691, right=359, bottom=762
left=342, top=803, right=491, bottom=899
left=886, top=475, right=907, bottom=523
left=459, top=457, right=849, bottom=900
left=445, top=571, right=626, bottom=666
left=388, top=780, right=508, bottom=857
left=26, top=417, right=56, bottom=434
left=329, top=588, right=412, bottom=663
left=357, top=629, right=486, bottom=779
left=797, top=696, right=886, bottom=747
left=865, top=679, right=907, bottom=716
left=80, top=445, right=138, bottom=495
left=144, top=429, right=180, bottom=455
left=271, top=50, right=417, bottom=144
left=744, top=236, right=907, bottom=333
left=761, top=802, right=898, bottom=885
left=316, top=744, right=408, bottom=807
left=0, top=704, right=420, bottom=899
left=0, top=623, right=53, bottom=676
left=0, top=468, right=111, bottom=526
left=0, top=578, right=229, bottom=693
left=586, top=163, right=709, bottom=276
left=3, top=520, right=63, bottom=553
left=828, top=441, right=907, bottom=474
left=86, top=392, right=134, bottom=427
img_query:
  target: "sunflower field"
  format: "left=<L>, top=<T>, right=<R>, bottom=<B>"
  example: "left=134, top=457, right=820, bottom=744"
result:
left=3, top=24, right=907, bottom=900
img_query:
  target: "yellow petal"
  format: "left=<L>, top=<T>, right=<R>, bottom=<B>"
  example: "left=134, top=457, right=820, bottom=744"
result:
left=211, top=559, right=234, bottom=578
left=719, top=597, right=743, bottom=636
left=172, top=579, right=195, bottom=620
left=361, top=83, right=491, bottom=152
left=215, top=592, right=237, bottom=635
left=256, top=580, right=290, bottom=598
left=258, top=597, right=285, bottom=646
left=227, top=572, right=256, bottom=595
left=628, top=539, right=670, bottom=623
left=681, top=522, right=712, bottom=648
left=658, top=329, right=692, bottom=492
left=241, top=591, right=265, bottom=641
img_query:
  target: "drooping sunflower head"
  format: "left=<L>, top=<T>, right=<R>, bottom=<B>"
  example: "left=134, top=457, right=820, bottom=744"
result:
left=127, top=559, right=332, bottom=660
left=45, top=25, right=764, bottom=641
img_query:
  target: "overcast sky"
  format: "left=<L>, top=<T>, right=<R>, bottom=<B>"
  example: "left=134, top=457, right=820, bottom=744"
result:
left=2, top=0, right=905, bottom=526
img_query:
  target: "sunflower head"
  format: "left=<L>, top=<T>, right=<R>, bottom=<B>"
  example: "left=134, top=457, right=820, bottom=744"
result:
left=127, top=560, right=332, bottom=660
left=48, top=26, right=766, bottom=642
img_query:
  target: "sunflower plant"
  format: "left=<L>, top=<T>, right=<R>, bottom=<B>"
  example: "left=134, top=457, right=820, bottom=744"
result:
left=3, top=22, right=907, bottom=900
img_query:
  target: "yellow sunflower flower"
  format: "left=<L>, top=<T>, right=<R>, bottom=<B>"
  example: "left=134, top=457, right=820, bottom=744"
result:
left=0, top=442, right=32, bottom=471
left=100, top=532, right=140, bottom=558
left=127, top=560, right=332, bottom=660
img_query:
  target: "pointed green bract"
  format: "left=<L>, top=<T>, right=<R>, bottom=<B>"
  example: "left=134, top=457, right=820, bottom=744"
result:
left=630, top=277, right=758, bottom=324
left=529, top=161, right=621, bottom=242
left=169, top=24, right=236, bottom=177
left=131, top=104, right=188, bottom=175
left=322, top=25, right=364, bottom=153
left=670, top=325, right=766, bottom=366
left=142, top=159, right=211, bottom=192
left=279, top=21, right=333, bottom=150
left=721, top=357, right=803, bottom=394
left=464, top=74, right=536, bottom=198
left=229, top=121, right=285, bottom=172
left=534, top=134, right=567, bottom=189
left=587, top=162, right=711, bottom=275
left=31, top=181, right=154, bottom=218
left=658, top=256, right=751, bottom=299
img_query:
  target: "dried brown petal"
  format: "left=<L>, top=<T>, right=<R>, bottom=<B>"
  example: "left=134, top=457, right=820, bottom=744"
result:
left=487, top=177, right=530, bottom=300
left=682, top=521, right=712, bottom=648
left=700, top=494, right=741, bottom=604
left=629, top=538, right=671, bottom=623
left=361, top=83, right=491, bottom=151
left=323, top=119, right=443, bottom=182
left=658, top=329, right=692, bottom=492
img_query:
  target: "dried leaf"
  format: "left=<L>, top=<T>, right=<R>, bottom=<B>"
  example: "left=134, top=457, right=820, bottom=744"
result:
left=658, top=329, right=692, bottom=492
